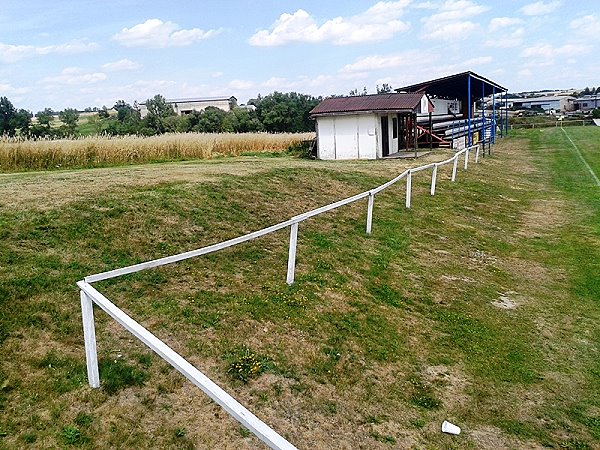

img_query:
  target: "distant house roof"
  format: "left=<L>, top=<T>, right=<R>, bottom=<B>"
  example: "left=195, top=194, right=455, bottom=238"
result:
left=515, top=96, right=575, bottom=103
left=140, top=96, right=236, bottom=106
left=310, top=93, right=430, bottom=116
left=397, top=71, right=507, bottom=99
left=166, top=96, right=237, bottom=103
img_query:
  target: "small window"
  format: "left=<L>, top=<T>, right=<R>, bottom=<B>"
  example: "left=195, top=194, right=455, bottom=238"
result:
left=392, top=117, right=398, bottom=139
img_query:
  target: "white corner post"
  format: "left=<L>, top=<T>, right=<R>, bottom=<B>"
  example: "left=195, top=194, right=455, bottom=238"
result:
left=286, top=222, right=299, bottom=285
left=475, top=144, right=480, bottom=163
left=405, top=170, right=412, bottom=208
left=430, top=164, right=438, bottom=195
left=80, top=289, right=100, bottom=388
left=451, top=155, right=458, bottom=182
left=464, top=147, right=469, bottom=170
left=366, top=192, right=374, bottom=234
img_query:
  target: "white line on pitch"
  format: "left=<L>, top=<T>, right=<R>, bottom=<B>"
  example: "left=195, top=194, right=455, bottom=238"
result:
left=561, top=127, right=600, bottom=186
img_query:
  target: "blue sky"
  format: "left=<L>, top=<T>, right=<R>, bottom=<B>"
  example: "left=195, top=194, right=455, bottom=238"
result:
left=1, top=0, right=598, bottom=112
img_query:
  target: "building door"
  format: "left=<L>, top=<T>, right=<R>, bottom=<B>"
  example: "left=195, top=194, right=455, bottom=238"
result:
left=381, top=116, right=389, bottom=157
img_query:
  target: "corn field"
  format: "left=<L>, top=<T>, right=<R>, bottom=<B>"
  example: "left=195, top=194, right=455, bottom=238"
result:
left=0, top=132, right=315, bottom=172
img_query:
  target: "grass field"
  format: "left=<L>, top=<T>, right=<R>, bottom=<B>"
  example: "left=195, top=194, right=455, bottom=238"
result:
left=0, top=127, right=599, bottom=449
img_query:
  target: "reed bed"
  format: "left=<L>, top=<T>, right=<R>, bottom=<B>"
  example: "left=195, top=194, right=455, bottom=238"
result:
left=0, top=132, right=315, bottom=172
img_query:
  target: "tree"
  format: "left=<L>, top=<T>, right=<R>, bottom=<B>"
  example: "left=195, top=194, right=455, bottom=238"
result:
left=143, top=94, right=175, bottom=134
left=36, top=108, right=54, bottom=128
left=97, top=107, right=110, bottom=119
left=250, top=92, right=320, bottom=133
left=11, top=109, right=33, bottom=136
left=195, top=107, right=227, bottom=133
left=0, top=96, right=17, bottom=136
left=376, top=83, right=393, bottom=94
left=59, top=108, right=80, bottom=135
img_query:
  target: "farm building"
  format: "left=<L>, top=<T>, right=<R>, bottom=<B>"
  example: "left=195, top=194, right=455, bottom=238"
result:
left=310, top=93, right=433, bottom=160
left=311, top=71, right=508, bottom=160
left=139, top=96, right=237, bottom=118
left=573, top=95, right=600, bottom=112
left=511, top=95, right=575, bottom=113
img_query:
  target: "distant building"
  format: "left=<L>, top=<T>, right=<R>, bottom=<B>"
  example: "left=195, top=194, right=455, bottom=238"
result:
left=511, top=95, right=575, bottom=112
left=573, top=95, right=600, bottom=112
left=139, top=96, right=237, bottom=118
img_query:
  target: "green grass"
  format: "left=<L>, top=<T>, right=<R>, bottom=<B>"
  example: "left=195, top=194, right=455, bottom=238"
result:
left=0, top=128, right=599, bottom=448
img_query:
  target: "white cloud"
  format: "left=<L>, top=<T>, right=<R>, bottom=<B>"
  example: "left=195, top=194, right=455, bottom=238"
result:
left=489, top=17, right=523, bottom=32
left=519, top=1, right=560, bottom=16
left=569, top=15, right=599, bottom=37
left=341, top=50, right=429, bottom=73
left=485, top=18, right=524, bottom=48
left=40, top=67, right=107, bottom=86
left=520, top=43, right=590, bottom=59
left=0, top=40, right=99, bottom=63
left=249, top=1, right=411, bottom=46
left=0, top=83, right=31, bottom=96
left=113, top=19, right=222, bottom=48
left=421, top=0, right=488, bottom=41
left=102, top=59, right=140, bottom=72
left=228, top=79, right=256, bottom=90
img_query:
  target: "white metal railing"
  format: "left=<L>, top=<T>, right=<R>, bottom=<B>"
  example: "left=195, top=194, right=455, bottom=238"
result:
left=78, top=143, right=482, bottom=450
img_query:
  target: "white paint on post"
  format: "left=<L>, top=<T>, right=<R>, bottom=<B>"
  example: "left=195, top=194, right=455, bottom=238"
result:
left=452, top=155, right=458, bottom=181
left=286, top=222, right=299, bottom=285
left=77, top=282, right=298, bottom=450
left=430, top=164, right=438, bottom=196
left=80, top=290, right=100, bottom=388
left=405, top=170, right=412, bottom=209
left=464, top=148, right=469, bottom=170
left=366, top=192, right=374, bottom=234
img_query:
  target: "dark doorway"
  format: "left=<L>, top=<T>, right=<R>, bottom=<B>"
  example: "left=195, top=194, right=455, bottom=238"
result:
left=381, top=116, right=389, bottom=157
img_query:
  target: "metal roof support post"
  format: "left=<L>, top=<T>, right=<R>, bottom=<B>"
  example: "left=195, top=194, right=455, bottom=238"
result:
left=492, top=87, right=496, bottom=144
left=467, top=73, right=472, bottom=147
left=481, top=80, right=485, bottom=148
left=505, top=90, right=509, bottom=136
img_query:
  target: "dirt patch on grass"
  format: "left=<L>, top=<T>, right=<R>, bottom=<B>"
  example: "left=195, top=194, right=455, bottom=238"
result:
left=517, top=198, right=570, bottom=239
left=470, top=425, right=545, bottom=449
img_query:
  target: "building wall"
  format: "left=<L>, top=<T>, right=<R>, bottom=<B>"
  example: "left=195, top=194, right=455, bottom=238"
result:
left=316, top=114, right=379, bottom=160
left=173, top=99, right=234, bottom=115
left=139, top=98, right=235, bottom=118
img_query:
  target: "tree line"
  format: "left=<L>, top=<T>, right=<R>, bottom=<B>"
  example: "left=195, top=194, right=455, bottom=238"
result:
left=0, top=92, right=322, bottom=138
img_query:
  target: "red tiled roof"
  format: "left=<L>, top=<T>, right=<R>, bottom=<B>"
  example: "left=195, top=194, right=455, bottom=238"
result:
left=310, top=93, right=426, bottom=116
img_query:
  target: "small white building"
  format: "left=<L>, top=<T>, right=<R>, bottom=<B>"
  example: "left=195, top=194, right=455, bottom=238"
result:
left=310, top=93, right=433, bottom=160
left=139, top=96, right=237, bottom=118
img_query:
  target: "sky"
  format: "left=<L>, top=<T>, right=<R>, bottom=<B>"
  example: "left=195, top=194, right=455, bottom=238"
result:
left=1, top=0, right=599, bottom=112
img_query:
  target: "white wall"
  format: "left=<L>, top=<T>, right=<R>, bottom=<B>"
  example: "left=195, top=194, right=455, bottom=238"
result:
left=316, top=115, right=378, bottom=160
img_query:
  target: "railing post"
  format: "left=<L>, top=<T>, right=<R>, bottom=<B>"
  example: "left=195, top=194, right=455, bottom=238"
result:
left=464, top=147, right=469, bottom=170
left=430, top=164, right=438, bottom=195
left=475, top=144, right=480, bottom=163
left=80, top=289, right=100, bottom=388
left=405, top=170, right=412, bottom=208
left=366, top=192, right=374, bottom=234
left=286, top=222, right=299, bottom=285
left=451, top=155, right=458, bottom=182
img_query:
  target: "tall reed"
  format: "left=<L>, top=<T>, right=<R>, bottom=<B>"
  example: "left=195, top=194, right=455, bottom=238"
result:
left=0, top=132, right=314, bottom=172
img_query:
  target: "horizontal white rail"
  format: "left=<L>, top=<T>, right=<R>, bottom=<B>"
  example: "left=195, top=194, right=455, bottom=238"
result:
left=78, top=281, right=297, bottom=450
left=85, top=219, right=296, bottom=283
left=85, top=145, right=476, bottom=284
